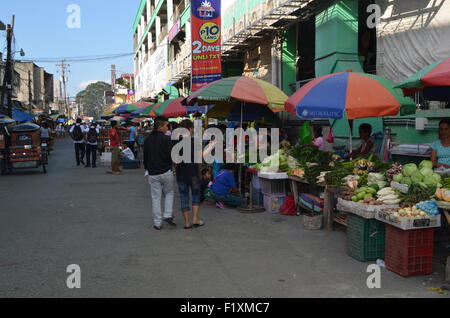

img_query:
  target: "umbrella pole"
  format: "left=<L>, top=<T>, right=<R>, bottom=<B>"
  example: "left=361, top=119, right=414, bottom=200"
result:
left=239, top=102, right=244, bottom=196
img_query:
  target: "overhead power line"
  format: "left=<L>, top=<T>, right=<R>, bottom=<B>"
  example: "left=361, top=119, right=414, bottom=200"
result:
left=19, top=53, right=134, bottom=63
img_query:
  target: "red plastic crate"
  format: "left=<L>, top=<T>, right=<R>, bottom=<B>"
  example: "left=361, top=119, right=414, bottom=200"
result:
left=385, top=225, right=434, bottom=277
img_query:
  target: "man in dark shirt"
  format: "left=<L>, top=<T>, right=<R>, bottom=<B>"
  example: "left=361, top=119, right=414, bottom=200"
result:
left=143, top=116, right=176, bottom=230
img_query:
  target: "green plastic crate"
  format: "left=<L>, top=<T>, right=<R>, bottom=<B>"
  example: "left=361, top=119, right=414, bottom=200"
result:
left=347, top=214, right=386, bottom=262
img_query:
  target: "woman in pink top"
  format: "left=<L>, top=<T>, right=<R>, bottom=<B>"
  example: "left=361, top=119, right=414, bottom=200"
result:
left=312, top=127, right=324, bottom=150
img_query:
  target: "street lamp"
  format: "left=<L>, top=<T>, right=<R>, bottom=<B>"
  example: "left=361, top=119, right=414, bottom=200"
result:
left=19, top=49, right=25, bottom=57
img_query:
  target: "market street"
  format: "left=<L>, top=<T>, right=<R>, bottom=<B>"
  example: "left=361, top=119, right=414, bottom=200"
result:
left=0, top=138, right=448, bottom=298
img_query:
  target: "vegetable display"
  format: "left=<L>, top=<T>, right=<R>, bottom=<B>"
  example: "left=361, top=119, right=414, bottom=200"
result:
left=403, top=183, right=437, bottom=204
left=386, top=163, right=403, bottom=182
left=377, top=187, right=402, bottom=204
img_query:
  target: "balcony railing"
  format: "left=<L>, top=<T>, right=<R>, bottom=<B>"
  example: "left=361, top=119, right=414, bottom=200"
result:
left=159, top=25, right=168, bottom=44
left=169, top=41, right=191, bottom=81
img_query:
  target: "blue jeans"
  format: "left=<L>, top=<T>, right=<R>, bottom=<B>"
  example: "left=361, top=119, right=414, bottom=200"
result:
left=177, top=175, right=201, bottom=212
left=212, top=192, right=245, bottom=207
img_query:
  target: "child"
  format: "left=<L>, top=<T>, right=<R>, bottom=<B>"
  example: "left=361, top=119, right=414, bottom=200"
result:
left=200, top=167, right=212, bottom=204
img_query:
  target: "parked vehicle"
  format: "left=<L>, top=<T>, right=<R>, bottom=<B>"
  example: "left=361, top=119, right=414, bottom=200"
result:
left=1, top=123, right=48, bottom=174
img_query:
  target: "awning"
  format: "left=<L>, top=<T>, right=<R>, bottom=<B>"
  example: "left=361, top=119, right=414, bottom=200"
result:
left=159, top=85, right=180, bottom=98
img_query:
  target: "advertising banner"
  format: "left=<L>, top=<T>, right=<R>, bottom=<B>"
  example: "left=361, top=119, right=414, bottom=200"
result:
left=191, top=0, right=222, bottom=92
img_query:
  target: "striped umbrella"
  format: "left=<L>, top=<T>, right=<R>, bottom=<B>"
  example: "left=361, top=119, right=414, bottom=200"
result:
left=184, top=76, right=288, bottom=112
left=396, top=58, right=450, bottom=100
left=112, top=103, right=143, bottom=114
left=131, top=103, right=159, bottom=117
left=132, top=101, right=153, bottom=108
left=103, top=104, right=121, bottom=115
left=285, top=71, right=416, bottom=120
left=151, top=98, right=187, bottom=118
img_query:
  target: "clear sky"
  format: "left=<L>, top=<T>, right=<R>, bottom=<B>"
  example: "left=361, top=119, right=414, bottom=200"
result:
left=0, top=0, right=136, bottom=99
left=1, top=1, right=235, bottom=99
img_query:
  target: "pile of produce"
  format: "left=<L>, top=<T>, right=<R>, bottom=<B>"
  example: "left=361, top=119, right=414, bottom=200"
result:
left=351, top=186, right=380, bottom=204
left=290, top=168, right=305, bottom=178
left=304, top=165, right=330, bottom=186
left=435, top=188, right=450, bottom=202
left=386, top=163, right=403, bottom=182
left=403, top=183, right=437, bottom=204
left=377, top=187, right=402, bottom=204
left=383, top=201, right=439, bottom=218
left=367, top=173, right=388, bottom=189
left=252, top=149, right=289, bottom=173
left=341, top=188, right=355, bottom=201
left=440, top=177, right=450, bottom=189
left=289, top=145, right=331, bottom=166
left=353, top=158, right=376, bottom=176
left=392, top=160, right=442, bottom=188
left=317, top=171, right=328, bottom=184
left=325, top=164, right=353, bottom=186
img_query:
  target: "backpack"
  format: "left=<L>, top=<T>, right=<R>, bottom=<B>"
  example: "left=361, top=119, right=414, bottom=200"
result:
left=87, top=128, right=98, bottom=144
left=72, top=125, right=84, bottom=141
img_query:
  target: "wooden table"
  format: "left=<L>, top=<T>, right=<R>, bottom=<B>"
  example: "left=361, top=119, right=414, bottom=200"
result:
left=323, top=185, right=346, bottom=231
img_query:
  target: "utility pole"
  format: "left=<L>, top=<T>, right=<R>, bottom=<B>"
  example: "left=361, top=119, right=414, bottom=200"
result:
left=1, top=16, right=15, bottom=117
left=28, top=70, right=33, bottom=114
left=56, top=60, right=70, bottom=117
left=111, top=64, right=116, bottom=92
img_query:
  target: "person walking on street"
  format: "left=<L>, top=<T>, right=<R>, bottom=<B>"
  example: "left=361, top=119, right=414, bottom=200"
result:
left=85, top=122, right=100, bottom=168
left=174, top=119, right=205, bottom=229
left=125, top=122, right=137, bottom=156
left=69, top=118, right=86, bottom=166
left=108, top=120, right=123, bottom=175
left=143, top=116, right=176, bottom=230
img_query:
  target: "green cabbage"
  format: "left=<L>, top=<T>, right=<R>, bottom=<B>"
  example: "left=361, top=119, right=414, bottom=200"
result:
left=411, top=171, right=424, bottom=184
left=419, top=160, right=433, bottom=170
left=393, top=174, right=403, bottom=182
left=431, top=173, right=442, bottom=184
left=420, top=167, right=433, bottom=177
left=402, top=163, right=418, bottom=177
left=401, top=177, right=412, bottom=185
left=423, top=175, right=437, bottom=187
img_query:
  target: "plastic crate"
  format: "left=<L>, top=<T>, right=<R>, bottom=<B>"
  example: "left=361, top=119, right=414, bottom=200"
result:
left=122, top=159, right=140, bottom=169
left=385, top=225, right=434, bottom=277
left=264, top=194, right=286, bottom=214
left=347, top=214, right=386, bottom=262
left=260, top=178, right=286, bottom=195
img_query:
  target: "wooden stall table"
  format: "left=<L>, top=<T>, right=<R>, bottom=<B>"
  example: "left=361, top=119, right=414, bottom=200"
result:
left=323, top=185, right=347, bottom=231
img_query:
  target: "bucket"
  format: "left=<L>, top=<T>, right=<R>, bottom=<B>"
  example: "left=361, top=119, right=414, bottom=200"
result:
left=303, top=214, right=323, bottom=230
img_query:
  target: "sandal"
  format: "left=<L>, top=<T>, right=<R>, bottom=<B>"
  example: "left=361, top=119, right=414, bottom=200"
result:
left=184, top=225, right=193, bottom=229
left=192, top=221, right=205, bottom=228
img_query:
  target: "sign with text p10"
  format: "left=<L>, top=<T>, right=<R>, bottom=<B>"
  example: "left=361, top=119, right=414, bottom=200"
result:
left=191, top=0, right=222, bottom=92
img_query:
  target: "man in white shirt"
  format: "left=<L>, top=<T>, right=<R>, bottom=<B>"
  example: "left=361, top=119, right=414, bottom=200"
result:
left=84, top=122, right=100, bottom=168
left=69, top=118, right=87, bottom=166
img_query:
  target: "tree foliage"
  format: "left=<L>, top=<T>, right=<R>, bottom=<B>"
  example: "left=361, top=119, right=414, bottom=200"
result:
left=76, top=81, right=111, bottom=119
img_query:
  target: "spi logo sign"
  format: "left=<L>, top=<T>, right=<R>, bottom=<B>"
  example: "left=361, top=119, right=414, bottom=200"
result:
left=191, top=0, right=222, bottom=92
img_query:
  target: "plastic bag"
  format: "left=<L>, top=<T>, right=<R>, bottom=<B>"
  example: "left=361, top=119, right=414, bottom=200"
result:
left=299, top=121, right=312, bottom=145
left=122, top=148, right=135, bottom=161
left=280, top=196, right=296, bottom=215
left=326, top=128, right=334, bottom=143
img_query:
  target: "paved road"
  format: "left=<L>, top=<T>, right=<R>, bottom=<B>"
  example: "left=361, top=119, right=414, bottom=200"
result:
left=0, top=137, right=448, bottom=298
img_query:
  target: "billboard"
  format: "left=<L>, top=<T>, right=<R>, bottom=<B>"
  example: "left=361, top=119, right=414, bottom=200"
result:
left=191, top=0, right=222, bottom=91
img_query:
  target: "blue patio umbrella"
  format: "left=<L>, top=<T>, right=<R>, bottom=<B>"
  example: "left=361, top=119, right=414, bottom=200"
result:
left=12, top=109, right=34, bottom=122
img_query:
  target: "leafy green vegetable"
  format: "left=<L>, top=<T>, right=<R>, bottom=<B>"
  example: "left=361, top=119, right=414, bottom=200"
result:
left=403, top=163, right=418, bottom=177
left=403, top=184, right=436, bottom=204
left=419, top=160, right=433, bottom=170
